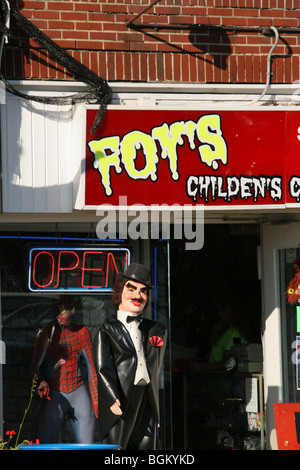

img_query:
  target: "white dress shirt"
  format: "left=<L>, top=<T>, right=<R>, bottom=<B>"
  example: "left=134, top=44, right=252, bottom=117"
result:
left=117, top=310, right=150, bottom=385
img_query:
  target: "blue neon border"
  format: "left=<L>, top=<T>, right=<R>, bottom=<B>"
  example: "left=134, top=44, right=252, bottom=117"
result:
left=28, top=246, right=130, bottom=293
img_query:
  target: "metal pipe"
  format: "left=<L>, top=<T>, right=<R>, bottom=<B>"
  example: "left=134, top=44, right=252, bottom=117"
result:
left=126, top=0, right=162, bottom=27
left=243, top=26, right=279, bottom=105
left=126, top=22, right=299, bottom=35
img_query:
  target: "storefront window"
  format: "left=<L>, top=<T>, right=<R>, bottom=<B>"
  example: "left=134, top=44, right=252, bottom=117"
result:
left=0, top=233, right=172, bottom=447
left=0, top=236, right=117, bottom=443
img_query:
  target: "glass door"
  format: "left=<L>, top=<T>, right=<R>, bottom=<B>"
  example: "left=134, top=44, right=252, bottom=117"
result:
left=0, top=269, right=3, bottom=439
left=279, top=248, right=300, bottom=402
left=151, top=239, right=173, bottom=450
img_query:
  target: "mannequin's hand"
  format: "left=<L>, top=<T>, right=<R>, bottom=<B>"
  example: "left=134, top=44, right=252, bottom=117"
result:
left=37, top=380, right=51, bottom=401
left=110, top=399, right=122, bottom=415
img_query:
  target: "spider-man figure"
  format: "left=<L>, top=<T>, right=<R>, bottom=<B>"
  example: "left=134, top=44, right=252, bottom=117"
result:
left=31, top=296, right=98, bottom=444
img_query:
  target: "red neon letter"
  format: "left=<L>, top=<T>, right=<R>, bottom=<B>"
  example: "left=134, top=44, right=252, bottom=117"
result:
left=105, top=253, right=119, bottom=287
left=54, top=251, right=80, bottom=288
left=32, top=251, right=55, bottom=288
left=81, top=251, right=104, bottom=288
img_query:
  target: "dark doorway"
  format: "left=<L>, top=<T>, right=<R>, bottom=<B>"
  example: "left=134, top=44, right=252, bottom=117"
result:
left=170, top=224, right=262, bottom=449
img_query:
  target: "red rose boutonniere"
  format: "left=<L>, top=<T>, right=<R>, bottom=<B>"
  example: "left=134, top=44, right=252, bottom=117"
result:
left=149, top=336, right=164, bottom=347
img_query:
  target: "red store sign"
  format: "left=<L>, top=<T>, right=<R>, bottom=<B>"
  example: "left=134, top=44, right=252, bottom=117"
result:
left=85, top=109, right=300, bottom=208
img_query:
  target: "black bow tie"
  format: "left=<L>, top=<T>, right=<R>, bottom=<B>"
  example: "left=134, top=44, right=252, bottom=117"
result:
left=126, top=314, right=144, bottom=323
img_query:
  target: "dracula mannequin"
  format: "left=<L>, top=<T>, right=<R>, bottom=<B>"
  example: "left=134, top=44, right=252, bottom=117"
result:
left=31, top=296, right=98, bottom=444
left=93, top=263, right=167, bottom=450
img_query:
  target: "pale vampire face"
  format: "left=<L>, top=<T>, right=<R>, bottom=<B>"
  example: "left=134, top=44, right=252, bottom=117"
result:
left=118, top=280, right=148, bottom=314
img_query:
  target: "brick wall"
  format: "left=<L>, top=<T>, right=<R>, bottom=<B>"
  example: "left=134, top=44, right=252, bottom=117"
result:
left=2, top=0, right=300, bottom=84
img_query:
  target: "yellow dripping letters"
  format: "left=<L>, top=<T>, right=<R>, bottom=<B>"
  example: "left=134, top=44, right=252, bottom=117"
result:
left=88, top=114, right=228, bottom=196
left=152, top=120, right=187, bottom=180
left=120, top=130, right=159, bottom=181
left=196, top=114, right=227, bottom=170
left=88, top=136, right=121, bottom=196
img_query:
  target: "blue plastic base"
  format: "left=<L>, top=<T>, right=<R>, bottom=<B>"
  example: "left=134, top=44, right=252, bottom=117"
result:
left=18, top=443, right=121, bottom=450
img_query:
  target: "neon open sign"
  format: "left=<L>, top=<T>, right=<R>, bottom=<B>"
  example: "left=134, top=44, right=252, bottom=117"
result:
left=28, top=247, right=130, bottom=292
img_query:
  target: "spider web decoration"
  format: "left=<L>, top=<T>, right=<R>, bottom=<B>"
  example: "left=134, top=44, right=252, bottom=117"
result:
left=0, top=0, right=112, bottom=134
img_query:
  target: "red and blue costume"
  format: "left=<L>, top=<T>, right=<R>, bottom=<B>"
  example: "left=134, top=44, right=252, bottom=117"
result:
left=32, top=299, right=98, bottom=444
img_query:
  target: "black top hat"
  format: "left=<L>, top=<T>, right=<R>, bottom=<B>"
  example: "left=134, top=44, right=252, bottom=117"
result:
left=118, top=263, right=152, bottom=289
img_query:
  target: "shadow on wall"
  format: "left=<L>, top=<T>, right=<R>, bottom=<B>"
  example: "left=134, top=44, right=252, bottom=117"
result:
left=138, top=23, right=232, bottom=70
left=188, top=25, right=232, bottom=70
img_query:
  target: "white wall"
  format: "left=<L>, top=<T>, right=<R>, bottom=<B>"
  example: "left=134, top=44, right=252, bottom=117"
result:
left=0, top=92, right=85, bottom=213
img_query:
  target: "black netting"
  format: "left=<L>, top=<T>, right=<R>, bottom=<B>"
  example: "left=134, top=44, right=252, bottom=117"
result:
left=0, top=0, right=112, bottom=133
